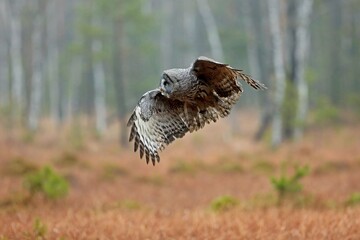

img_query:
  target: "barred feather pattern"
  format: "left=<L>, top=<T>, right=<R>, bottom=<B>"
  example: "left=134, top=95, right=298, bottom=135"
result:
left=127, top=94, right=189, bottom=165
left=128, top=56, right=266, bottom=165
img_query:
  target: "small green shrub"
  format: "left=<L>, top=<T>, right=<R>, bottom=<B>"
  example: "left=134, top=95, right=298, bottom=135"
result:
left=169, top=160, right=202, bottom=174
left=101, top=163, right=128, bottom=181
left=3, top=157, right=38, bottom=176
left=214, top=161, right=243, bottom=173
left=24, top=166, right=69, bottom=200
left=345, top=192, right=360, bottom=206
left=346, top=94, right=360, bottom=117
left=312, top=98, right=340, bottom=125
left=252, top=160, right=275, bottom=174
left=54, top=152, right=79, bottom=167
left=67, top=121, right=84, bottom=150
left=33, top=218, right=47, bottom=240
left=210, top=195, right=239, bottom=212
left=120, top=200, right=142, bottom=210
left=271, top=165, right=310, bottom=205
left=136, top=175, right=164, bottom=186
left=22, top=130, right=36, bottom=144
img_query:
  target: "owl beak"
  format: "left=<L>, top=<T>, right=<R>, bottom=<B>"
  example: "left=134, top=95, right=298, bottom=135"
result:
left=159, top=86, right=170, bottom=98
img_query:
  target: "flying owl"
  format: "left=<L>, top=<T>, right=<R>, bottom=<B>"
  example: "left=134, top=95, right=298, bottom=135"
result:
left=127, top=56, right=266, bottom=165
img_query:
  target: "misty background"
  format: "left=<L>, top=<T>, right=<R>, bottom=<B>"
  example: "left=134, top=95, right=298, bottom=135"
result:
left=0, top=0, right=359, bottom=147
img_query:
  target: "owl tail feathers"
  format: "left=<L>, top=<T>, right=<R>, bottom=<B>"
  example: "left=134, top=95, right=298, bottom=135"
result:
left=235, top=70, right=267, bottom=90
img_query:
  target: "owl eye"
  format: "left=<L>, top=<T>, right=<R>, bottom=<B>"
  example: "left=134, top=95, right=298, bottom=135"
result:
left=163, top=80, right=169, bottom=86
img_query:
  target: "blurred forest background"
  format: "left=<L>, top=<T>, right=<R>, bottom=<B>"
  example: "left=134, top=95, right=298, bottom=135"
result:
left=0, top=0, right=359, bottom=146
left=2, top=1, right=360, bottom=238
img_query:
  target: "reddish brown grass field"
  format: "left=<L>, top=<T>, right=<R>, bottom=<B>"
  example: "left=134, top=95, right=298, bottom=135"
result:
left=0, top=113, right=360, bottom=239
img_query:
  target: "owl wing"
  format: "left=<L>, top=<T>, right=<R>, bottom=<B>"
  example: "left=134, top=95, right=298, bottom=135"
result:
left=179, top=56, right=266, bottom=132
left=127, top=90, right=189, bottom=165
left=191, top=56, right=266, bottom=99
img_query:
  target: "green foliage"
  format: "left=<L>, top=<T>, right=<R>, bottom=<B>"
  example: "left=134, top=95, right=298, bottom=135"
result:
left=213, top=160, right=244, bottom=173
left=210, top=195, right=239, bottom=212
left=135, top=175, right=164, bottom=186
left=345, top=192, right=360, bottom=206
left=101, top=163, right=128, bottom=181
left=169, top=160, right=205, bottom=174
left=67, top=121, right=85, bottom=150
left=24, top=166, right=69, bottom=200
left=22, top=130, right=36, bottom=144
left=346, top=94, right=360, bottom=117
left=271, top=165, right=310, bottom=205
left=3, top=157, right=37, bottom=176
left=33, top=218, right=47, bottom=240
left=282, top=81, right=298, bottom=131
left=252, top=160, right=276, bottom=174
left=119, top=200, right=142, bottom=210
left=313, top=161, right=350, bottom=175
left=312, top=98, right=340, bottom=125
left=54, top=152, right=79, bottom=167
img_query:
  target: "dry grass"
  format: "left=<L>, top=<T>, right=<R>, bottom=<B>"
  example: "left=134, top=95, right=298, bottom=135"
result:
left=2, top=208, right=360, bottom=240
left=0, top=112, right=360, bottom=239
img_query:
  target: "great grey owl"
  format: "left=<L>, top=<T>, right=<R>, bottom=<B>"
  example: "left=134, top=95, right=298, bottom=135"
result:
left=128, top=56, right=266, bottom=165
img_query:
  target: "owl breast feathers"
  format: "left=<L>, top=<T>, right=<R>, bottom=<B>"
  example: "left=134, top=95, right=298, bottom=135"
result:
left=127, top=56, right=266, bottom=165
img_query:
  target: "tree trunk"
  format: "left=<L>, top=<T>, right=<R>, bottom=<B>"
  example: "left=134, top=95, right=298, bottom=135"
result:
left=8, top=0, right=24, bottom=119
left=329, top=0, right=343, bottom=105
left=182, top=0, right=197, bottom=64
left=268, top=0, right=286, bottom=147
left=113, top=16, right=127, bottom=146
left=294, top=0, right=313, bottom=139
left=46, top=0, right=60, bottom=124
left=160, top=0, right=173, bottom=69
left=0, top=0, right=10, bottom=107
left=28, top=16, right=44, bottom=130
left=92, top=16, right=107, bottom=135
left=196, top=0, right=224, bottom=61
left=243, top=0, right=273, bottom=141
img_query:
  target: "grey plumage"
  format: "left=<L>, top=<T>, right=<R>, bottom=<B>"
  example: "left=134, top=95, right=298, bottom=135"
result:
left=127, top=56, right=266, bottom=165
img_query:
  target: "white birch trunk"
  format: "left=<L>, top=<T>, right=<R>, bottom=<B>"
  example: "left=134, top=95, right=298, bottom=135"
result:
left=268, top=0, right=286, bottom=147
left=0, top=0, right=9, bottom=106
left=160, top=0, right=173, bottom=69
left=183, top=0, right=197, bottom=64
left=294, top=0, right=313, bottom=139
left=8, top=1, right=24, bottom=109
left=28, top=17, right=44, bottom=130
left=243, top=0, right=260, bottom=80
left=47, top=0, right=60, bottom=124
left=92, top=19, right=107, bottom=134
left=196, top=0, right=224, bottom=61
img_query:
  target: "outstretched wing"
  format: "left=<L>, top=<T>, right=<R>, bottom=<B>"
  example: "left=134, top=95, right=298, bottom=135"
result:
left=181, top=56, right=266, bottom=132
left=127, top=90, right=189, bottom=165
left=191, top=56, right=266, bottom=99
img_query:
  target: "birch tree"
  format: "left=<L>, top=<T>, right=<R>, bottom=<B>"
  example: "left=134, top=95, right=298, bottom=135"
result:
left=160, top=0, right=173, bottom=69
left=8, top=0, right=24, bottom=117
left=268, top=0, right=286, bottom=147
left=196, top=0, right=224, bottom=61
left=0, top=0, right=10, bottom=107
left=112, top=8, right=127, bottom=146
left=243, top=0, right=273, bottom=140
left=28, top=13, right=45, bottom=130
left=46, top=0, right=61, bottom=124
left=92, top=13, right=107, bottom=134
left=182, top=0, right=197, bottom=64
left=294, top=0, right=313, bottom=139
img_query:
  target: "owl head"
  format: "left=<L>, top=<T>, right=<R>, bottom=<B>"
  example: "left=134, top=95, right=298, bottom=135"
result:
left=159, top=73, right=174, bottom=98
